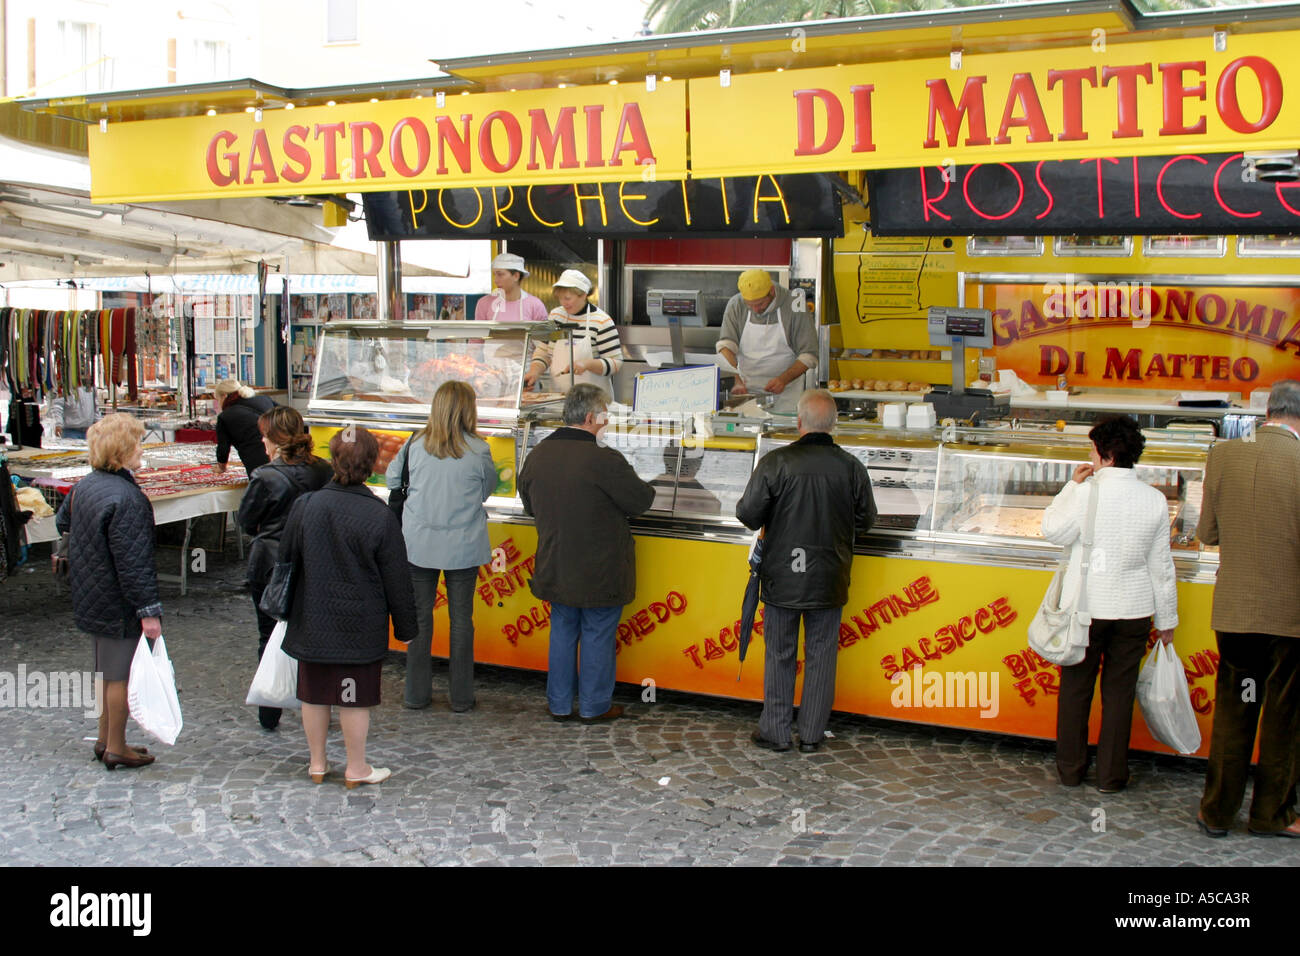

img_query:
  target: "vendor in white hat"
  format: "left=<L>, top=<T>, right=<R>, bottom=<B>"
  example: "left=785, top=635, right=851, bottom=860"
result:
left=474, top=252, right=549, bottom=323
left=524, top=269, right=623, bottom=398
left=717, top=269, right=818, bottom=415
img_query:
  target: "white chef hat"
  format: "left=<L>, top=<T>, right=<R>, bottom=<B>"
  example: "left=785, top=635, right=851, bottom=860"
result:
left=553, top=269, right=593, bottom=294
left=490, top=252, right=529, bottom=276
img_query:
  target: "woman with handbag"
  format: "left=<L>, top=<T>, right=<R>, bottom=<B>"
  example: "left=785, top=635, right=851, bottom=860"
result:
left=236, top=406, right=331, bottom=730
left=1042, top=415, right=1178, bottom=793
left=385, top=381, right=497, bottom=712
left=279, top=427, right=417, bottom=787
left=54, top=413, right=163, bottom=770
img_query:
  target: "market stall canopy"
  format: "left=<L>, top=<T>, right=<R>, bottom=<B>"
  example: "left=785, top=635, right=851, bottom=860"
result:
left=14, top=2, right=1300, bottom=201
left=0, top=175, right=458, bottom=282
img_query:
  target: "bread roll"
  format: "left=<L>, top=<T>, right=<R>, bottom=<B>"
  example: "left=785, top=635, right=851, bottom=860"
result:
left=887, top=380, right=907, bottom=391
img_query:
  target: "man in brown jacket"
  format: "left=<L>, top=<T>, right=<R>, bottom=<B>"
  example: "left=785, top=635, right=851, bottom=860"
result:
left=1196, top=379, right=1300, bottom=838
left=518, top=384, right=655, bottom=723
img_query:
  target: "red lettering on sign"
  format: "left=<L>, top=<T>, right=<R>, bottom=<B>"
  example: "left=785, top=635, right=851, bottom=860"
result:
left=850, top=84, right=876, bottom=153
left=314, top=122, right=346, bottom=180
left=389, top=117, right=430, bottom=178
left=963, top=163, right=1024, bottom=220
left=1155, top=154, right=1205, bottom=219
left=206, top=130, right=239, bottom=186
left=242, top=128, right=278, bottom=185
left=1157, top=61, right=1207, bottom=136
left=920, top=167, right=953, bottom=222
left=1216, top=56, right=1283, bottom=134
left=1047, top=67, right=1097, bottom=141
left=1213, top=153, right=1260, bottom=218
left=1101, top=64, right=1154, bottom=138
left=527, top=106, right=578, bottom=171
left=994, top=73, right=1052, bottom=144
left=793, top=89, right=844, bottom=156
left=349, top=120, right=385, bottom=179
left=280, top=125, right=311, bottom=182
left=923, top=76, right=991, bottom=149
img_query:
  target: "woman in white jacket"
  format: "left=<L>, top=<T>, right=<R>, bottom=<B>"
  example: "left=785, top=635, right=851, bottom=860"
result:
left=1041, top=415, right=1178, bottom=794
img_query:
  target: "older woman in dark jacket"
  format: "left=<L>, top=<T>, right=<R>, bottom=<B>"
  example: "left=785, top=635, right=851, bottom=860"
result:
left=55, top=413, right=162, bottom=770
left=236, top=406, right=331, bottom=730
left=279, top=427, right=417, bottom=787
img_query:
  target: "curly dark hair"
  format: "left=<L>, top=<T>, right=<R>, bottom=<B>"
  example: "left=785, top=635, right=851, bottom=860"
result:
left=1089, top=414, right=1145, bottom=469
left=328, top=426, right=379, bottom=485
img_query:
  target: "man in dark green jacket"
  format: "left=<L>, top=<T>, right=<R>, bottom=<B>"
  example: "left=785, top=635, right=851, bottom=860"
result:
left=519, top=385, right=655, bottom=723
left=737, top=389, right=876, bottom=753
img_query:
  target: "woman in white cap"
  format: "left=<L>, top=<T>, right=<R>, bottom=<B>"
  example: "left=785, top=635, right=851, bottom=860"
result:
left=474, top=252, right=549, bottom=323
left=524, top=269, right=624, bottom=398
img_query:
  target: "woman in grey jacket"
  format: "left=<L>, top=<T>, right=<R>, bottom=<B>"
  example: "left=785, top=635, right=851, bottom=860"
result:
left=386, top=381, right=498, bottom=712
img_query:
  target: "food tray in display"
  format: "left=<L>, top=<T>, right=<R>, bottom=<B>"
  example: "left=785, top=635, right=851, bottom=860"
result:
left=955, top=505, right=1045, bottom=538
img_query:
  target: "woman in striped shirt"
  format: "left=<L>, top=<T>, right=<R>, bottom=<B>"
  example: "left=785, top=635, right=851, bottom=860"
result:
left=524, top=269, right=623, bottom=399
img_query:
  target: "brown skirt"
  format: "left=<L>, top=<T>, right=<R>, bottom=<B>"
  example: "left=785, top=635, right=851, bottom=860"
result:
left=296, top=660, right=382, bottom=707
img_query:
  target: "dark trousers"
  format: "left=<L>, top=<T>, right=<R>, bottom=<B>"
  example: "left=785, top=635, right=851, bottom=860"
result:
left=759, top=604, right=842, bottom=747
left=1056, top=616, right=1150, bottom=789
left=1200, top=633, right=1300, bottom=832
left=408, top=565, right=479, bottom=711
left=249, top=582, right=281, bottom=727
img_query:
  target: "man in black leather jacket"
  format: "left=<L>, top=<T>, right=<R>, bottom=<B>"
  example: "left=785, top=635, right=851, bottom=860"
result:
left=736, top=389, right=876, bottom=753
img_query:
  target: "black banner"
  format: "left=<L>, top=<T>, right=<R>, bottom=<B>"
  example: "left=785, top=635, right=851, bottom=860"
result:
left=868, top=154, right=1300, bottom=236
left=362, top=174, right=843, bottom=240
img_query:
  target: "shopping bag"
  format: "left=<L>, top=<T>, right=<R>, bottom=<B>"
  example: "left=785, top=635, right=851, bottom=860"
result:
left=245, top=620, right=300, bottom=710
left=1136, top=641, right=1201, bottom=755
left=126, top=634, right=183, bottom=746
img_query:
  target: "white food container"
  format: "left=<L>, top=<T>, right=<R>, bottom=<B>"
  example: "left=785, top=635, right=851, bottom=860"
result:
left=881, top=402, right=907, bottom=428
left=1044, top=390, right=1070, bottom=405
left=906, top=403, right=937, bottom=429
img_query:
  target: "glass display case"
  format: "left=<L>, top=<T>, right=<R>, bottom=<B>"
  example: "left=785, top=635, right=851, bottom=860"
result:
left=755, top=422, right=1215, bottom=579
left=519, top=415, right=756, bottom=525
left=308, top=321, right=563, bottom=421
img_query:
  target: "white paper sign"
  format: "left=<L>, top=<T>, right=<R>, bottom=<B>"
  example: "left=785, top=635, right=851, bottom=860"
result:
left=634, top=365, right=718, bottom=416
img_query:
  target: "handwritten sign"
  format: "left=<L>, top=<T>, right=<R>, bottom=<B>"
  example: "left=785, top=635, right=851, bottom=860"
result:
left=634, top=365, right=718, bottom=416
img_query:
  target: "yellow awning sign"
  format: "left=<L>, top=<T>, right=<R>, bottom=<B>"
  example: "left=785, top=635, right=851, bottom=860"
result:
left=87, top=82, right=687, bottom=203
left=689, top=34, right=1300, bottom=178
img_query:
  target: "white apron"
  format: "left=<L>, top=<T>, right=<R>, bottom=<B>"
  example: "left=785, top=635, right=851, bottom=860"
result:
left=738, top=306, right=802, bottom=414
left=553, top=313, right=613, bottom=397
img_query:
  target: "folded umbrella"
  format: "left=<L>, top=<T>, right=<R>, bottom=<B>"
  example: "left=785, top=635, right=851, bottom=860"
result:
left=736, top=531, right=765, bottom=680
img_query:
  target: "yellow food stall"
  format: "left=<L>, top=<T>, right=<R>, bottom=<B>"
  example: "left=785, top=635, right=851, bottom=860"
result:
left=25, top=1, right=1300, bottom=757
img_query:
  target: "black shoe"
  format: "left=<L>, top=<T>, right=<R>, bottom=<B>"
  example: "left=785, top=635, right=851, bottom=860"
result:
left=580, top=705, right=624, bottom=724
left=1097, top=775, right=1131, bottom=794
left=548, top=707, right=575, bottom=722
left=798, top=740, right=822, bottom=753
left=1247, top=820, right=1300, bottom=838
left=1197, top=814, right=1229, bottom=838
left=258, top=706, right=281, bottom=731
left=751, top=731, right=791, bottom=753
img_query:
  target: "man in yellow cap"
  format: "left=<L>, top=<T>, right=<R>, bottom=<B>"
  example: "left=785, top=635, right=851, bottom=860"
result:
left=716, top=269, right=817, bottom=414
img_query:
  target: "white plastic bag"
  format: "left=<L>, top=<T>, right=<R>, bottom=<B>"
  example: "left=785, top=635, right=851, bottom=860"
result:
left=126, top=634, right=183, bottom=746
left=1136, top=641, right=1201, bottom=755
left=245, top=620, right=300, bottom=710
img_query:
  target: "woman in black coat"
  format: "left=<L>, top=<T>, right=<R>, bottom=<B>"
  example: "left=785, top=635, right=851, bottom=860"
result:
left=55, top=413, right=162, bottom=770
left=213, top=380, right=275, bottom=474
left=236, top=406, right=331, bottom=730
left=279, top=427, right=416, bottom=787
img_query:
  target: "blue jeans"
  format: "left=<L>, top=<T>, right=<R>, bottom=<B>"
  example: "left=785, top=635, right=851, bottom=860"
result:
left=547, top=602, right=622, bottom=718
left=63, top=427, right=87, bottom=440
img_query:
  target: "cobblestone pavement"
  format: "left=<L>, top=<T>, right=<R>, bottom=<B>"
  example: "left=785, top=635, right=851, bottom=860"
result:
left=0, top=535, right=1293, bottom=867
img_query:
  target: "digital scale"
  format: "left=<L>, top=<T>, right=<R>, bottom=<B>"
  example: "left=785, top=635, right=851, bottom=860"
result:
left=924, top=306, right=1008, bottom=423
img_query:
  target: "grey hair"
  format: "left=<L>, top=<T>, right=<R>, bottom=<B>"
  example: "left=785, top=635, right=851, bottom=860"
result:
left=1268, top=380, right=1300, bottom=421
left=798, top=388, right=838, bottom=433
left=562, top=384, right=609, bottom=426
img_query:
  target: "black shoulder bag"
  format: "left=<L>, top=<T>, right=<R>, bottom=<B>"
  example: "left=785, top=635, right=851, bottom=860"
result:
left=388, top=436, right=414, bottom=522
left=258, top=493, right=310, bottom=622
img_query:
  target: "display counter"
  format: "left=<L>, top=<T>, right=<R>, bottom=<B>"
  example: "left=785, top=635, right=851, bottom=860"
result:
left=303, top=325, right=1223, bottom=757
